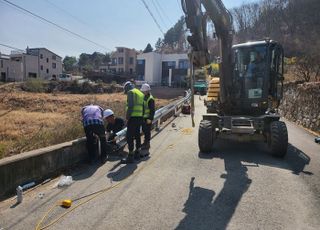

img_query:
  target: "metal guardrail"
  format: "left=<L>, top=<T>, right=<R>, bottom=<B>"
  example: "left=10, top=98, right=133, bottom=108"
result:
left=115, top=89, right=191, bottom=144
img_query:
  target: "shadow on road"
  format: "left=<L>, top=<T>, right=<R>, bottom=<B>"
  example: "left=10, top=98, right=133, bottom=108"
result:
left=176, top=140, right=311, bottom=230
left=199, top=140, right=311, bottom=175
left=176, top=163, right=251, bottom=230
left=107, top=163, right=137, bottom=182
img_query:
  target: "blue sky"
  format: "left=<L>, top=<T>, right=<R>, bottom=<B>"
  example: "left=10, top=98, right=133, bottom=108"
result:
left=0, top=0, right=257, bottom=58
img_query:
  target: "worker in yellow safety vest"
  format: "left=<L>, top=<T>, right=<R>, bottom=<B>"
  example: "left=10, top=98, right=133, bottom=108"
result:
left=121, top=81, right=145, bottom=164
left=140, top=83, right=155, bottom=156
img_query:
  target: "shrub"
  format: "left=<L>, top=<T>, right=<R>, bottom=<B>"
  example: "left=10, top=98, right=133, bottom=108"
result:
left=21, top=79, right=46, bottom=92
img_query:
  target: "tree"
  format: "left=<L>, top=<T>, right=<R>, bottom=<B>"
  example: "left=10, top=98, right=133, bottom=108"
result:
left=155, top=38, right=163, bottom=51
left=162, top=16, right=187, bottom=52
left=143, top=43, right=154, bottom=53
left=63, top=56, right=77, bottom=72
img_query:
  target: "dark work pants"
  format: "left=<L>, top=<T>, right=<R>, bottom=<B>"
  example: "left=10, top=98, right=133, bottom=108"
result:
left=126, top=117, right=143, bottom=152
left=84, top=124, right=108, bottom=160
left=142, top=119, right=152, bottom=143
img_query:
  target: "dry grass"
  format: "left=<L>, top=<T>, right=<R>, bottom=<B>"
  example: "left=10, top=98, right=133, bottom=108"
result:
left=0, top=88, right=174, bottom=159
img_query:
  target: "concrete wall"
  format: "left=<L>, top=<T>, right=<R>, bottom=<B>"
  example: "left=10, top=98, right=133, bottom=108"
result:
left=0, top=55, right=10, bottom=81
left=37, top=49, right=63, bottom=80
left=279, top=82, right=320, bottom=132
left=0, top=138, right=87, bottom=199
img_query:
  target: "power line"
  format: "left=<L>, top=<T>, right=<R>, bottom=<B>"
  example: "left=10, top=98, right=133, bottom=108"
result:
left=0, top=43, right=24, bottom=52
left=140, top=0, right=164, bottom=35
left=43, top=0, right=117, bottom=46
left=150, top=0, right=169, bottom=30
left=154, top=0, right=174, bottom=25
left=1, top=0, right=111, bottom=51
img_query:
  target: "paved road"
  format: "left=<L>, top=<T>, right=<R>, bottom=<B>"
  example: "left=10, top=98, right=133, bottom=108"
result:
left=1, top=97, right=320, bottom=230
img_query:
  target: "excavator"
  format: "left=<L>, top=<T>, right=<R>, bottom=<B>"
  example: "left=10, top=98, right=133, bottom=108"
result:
left=181, top=0, right=288, bottom=157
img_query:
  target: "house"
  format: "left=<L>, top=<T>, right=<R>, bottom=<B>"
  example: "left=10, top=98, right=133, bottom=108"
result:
left=99, top=47, right=138, bottom=74
left=136, top=52, right=189, bottom=86
left=26, top=47, right=63, bottom=80
left=0, top=53, right=10, bottom=82
left=2, top=47, right=62, bottom=82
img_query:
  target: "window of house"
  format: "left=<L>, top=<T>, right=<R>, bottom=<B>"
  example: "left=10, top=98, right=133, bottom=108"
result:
left=46, top=58, right=49, bottom=63
left=52, top=55, right=56, bottom=60
left=129, top=68, right=133, bottom=74
left=52, top=63, right=56, bottom=69
left=118, top=48, right=124, bottom=53
left=178, top=59, right=189, bottom=69
left=118, top=68, right=124, bottom=73
left=40, top=54, right=43, bottom=59
left=46, top=69, right=49, bottom=74
left=118, top=57, right=124, bottom=65
left=112, top=58, right=117, bottom=65
left=129, top=57, right=134, bottom=65
left=0, top=60, right=3, bottom=68
left=41, top=65, right=43, bottom=70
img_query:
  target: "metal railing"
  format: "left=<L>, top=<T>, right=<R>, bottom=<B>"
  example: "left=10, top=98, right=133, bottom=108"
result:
left=114, top=89, right=191, bottom=145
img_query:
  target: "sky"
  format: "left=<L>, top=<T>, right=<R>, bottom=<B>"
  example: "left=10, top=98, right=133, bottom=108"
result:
left=0, top=0, right=257, bottom=58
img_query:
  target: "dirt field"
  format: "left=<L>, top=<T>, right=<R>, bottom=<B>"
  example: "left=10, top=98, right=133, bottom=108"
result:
left=0, top=84, right=185, bottom=159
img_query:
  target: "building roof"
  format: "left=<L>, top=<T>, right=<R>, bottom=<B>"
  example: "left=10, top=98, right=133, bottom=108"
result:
left=0, top=53, right=10, bottom=60
left=28, top=47, right=62, bottom=58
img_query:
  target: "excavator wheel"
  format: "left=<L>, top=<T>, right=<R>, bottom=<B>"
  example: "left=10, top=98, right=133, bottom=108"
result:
left=198, top=120, right=215, bottom=153
left=269, top=121, right=288, bottom=158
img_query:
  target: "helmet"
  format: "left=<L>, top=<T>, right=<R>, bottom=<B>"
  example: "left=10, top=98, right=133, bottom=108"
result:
left=140, top=83, right=151, bottom=92
left=103, top=109, right=114, bottom=118
left=124, top=81, right=134, bottom=93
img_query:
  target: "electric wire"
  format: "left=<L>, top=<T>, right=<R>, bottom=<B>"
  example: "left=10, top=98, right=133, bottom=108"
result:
left=154, top=0, right=174, bottom=25
left=1, top=0, right=111, bottom=51
left=150, top=0, right=169, bottom=30
left=0, top=43, right=24, bottom=52
left=140, top=0, right=165, bottom=35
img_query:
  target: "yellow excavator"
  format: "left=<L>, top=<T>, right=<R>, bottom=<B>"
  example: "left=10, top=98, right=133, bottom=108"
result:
left=181, top=0, right=288, bottom=157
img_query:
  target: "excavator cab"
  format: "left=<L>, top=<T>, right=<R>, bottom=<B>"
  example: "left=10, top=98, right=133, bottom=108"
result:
left=230, top=40, right=284, bottom=115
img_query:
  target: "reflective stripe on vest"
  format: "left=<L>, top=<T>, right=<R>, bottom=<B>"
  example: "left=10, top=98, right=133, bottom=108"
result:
left=144, top=94, right=154, bottom=118
left=126, top=88, right=144, bottom=117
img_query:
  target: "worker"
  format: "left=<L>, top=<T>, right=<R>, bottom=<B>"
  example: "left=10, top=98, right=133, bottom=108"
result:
left=81, top=104, right=108, bottom=164
left=121, top=81, right=144, bottom=163
left=140, top=83, right=155, bottom=155
left=103, top=108, right=125, bottom=142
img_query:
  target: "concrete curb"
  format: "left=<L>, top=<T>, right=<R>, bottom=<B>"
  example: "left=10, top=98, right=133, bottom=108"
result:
left=0, top=137, right=87, bottom=199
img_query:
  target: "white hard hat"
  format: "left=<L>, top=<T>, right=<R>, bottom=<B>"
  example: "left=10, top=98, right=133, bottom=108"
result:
left=103, top=109, right=114, bottom=118
left=140, top=83, right=151, bottom=92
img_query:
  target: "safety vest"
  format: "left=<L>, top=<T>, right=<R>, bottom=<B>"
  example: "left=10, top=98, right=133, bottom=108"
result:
left=127, top=88, right=144, bottom=117
left=144, top=94, right=154, bottom=118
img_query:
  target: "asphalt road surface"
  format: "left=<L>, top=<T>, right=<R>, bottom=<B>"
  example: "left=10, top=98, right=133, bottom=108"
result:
left=1, top=97, right=320, bottom=230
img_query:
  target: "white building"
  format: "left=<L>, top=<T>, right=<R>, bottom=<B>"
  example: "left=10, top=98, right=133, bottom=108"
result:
left=136, top=52, right=189, bottom=86
left=1, top=47, right=62, bottom=82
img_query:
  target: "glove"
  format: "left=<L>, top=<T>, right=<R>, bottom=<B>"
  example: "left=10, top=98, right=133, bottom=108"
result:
left=146, top=119, right=152, bottom=125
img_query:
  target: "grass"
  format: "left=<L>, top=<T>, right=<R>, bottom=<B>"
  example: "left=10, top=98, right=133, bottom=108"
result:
left=0, top=86, right=174, bottom=159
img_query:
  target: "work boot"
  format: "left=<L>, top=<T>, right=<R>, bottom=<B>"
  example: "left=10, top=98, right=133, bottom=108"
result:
left=140, top=151, right=150, bottom=158
left=121, top=152, right=134, bottom=164
left=100, top=154, right=108, bottom=164
left=134, top=149, right=141, bottom=160
left=141, top=142, right=150, bottom=150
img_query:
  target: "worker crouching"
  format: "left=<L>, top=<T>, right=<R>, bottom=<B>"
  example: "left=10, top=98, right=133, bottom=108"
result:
left=81, top=104, right=108, bottom=164
left=121, top=81, right=144, bottom=164
left=140, top=83, right=155, bottom=157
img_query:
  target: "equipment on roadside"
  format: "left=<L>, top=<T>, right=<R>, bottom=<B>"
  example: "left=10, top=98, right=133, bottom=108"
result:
left=315, top=137, right=320, bottom=144
left=182, top=0, right=288, bottom=157
left=182, top=103, right=191, bottom=114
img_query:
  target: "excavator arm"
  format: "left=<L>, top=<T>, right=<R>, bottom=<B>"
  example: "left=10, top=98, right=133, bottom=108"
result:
left=182, top=0, right=233, bottom=106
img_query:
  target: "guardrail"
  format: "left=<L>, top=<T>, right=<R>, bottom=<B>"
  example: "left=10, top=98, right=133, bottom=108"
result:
left=114, top=89, right=191, bottom=145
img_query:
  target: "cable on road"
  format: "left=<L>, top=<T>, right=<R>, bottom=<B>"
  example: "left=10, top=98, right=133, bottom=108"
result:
left=35, top=122, right=187, bottom=230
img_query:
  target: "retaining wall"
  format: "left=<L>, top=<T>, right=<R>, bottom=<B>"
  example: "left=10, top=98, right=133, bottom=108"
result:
left=0, top=138, right=87, bottom=199
left=279, top=82, right=320, bottom=133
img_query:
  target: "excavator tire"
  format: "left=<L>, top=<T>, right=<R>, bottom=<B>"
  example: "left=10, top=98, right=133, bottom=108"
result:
left=198, top=120, right=214, bottom=153
left=270, top=121, right=288, bottom=158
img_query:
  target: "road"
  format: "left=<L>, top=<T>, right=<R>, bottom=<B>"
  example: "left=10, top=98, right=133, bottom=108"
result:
left=1, top=97, right=320, bottom=230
